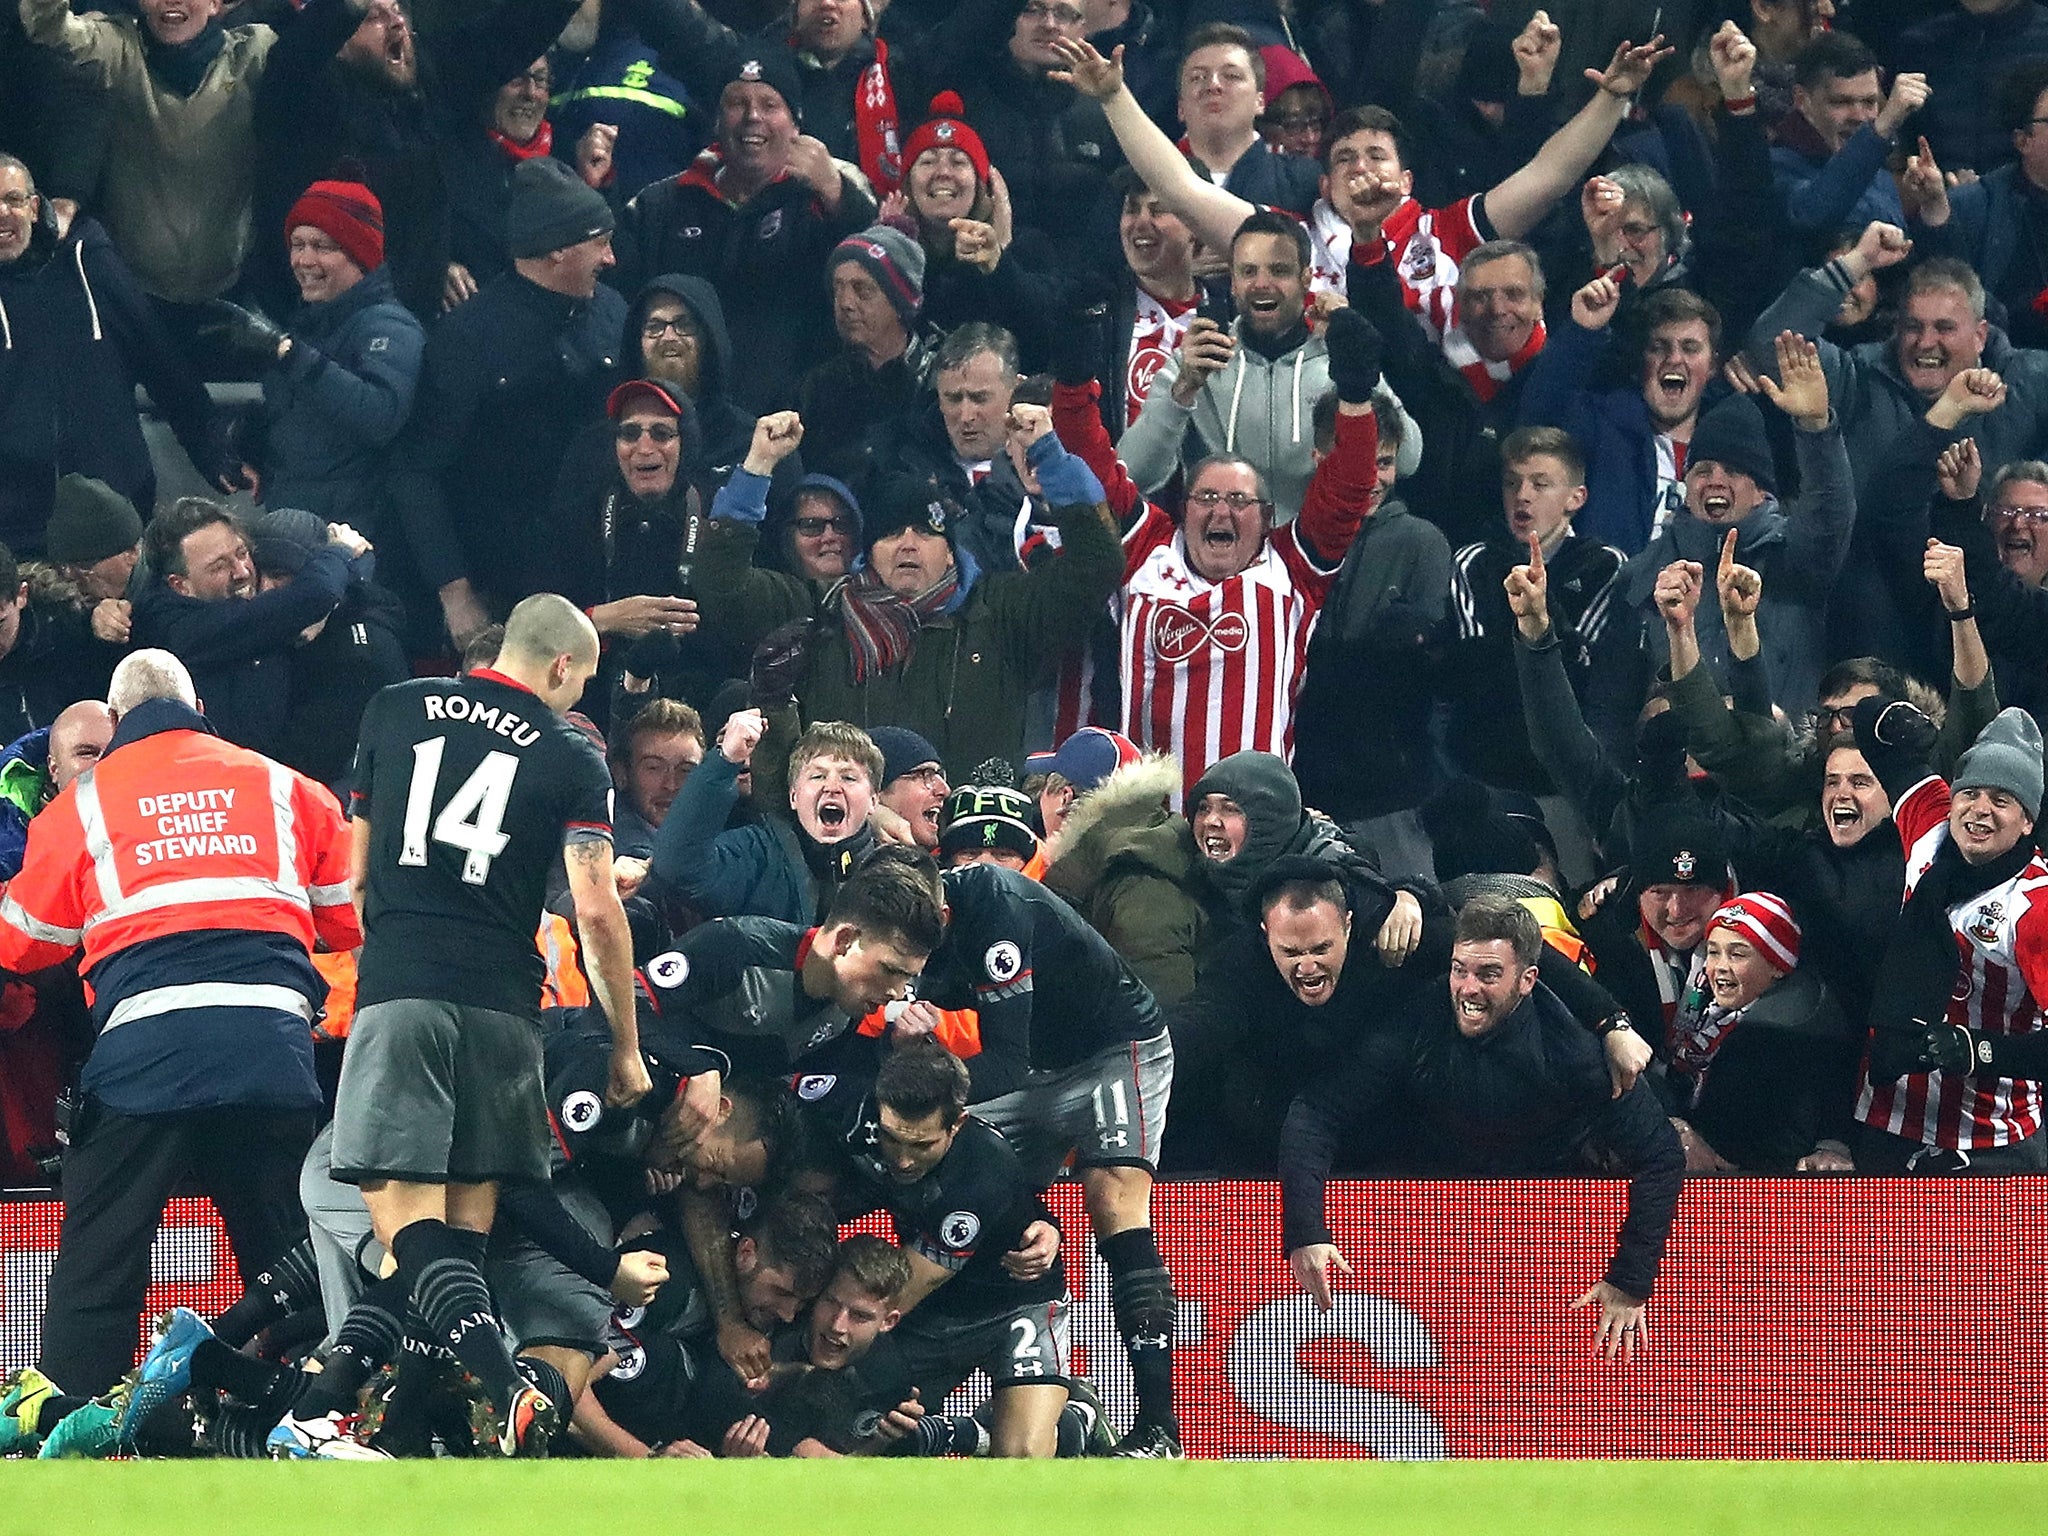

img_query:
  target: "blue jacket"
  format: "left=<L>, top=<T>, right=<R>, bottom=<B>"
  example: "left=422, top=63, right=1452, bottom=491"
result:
left=1894, top=2, right=2048, bottom=176
left=1915, top=163, right=2043, bottom=316
left=253, top=265, right=423, bottom=533
left=1518, top=314, right=1725, bottom=556
left=1770, top=121, right=1903, bottom=238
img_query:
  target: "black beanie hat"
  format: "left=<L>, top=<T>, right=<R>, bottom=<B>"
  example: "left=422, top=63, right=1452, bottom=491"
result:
left=864, top=475, right=958, bottom=549
left=1456, top=19, right=1521, bottom=105
left=506, top=156, right=615, bottom=260
left=938, top=784, right=1038, bottom=861
left=1629, top=811, right=1731, bottom=891
left=1687, top=394, right=1777, bottom=496
left=720, top=52, right=804, bottom=121
left=46, top=474, right=144, bottom=565
left=1420, top=778, right=1547, bottom=884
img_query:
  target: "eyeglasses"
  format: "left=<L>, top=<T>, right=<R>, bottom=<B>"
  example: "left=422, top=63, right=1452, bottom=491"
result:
left=1186, top=489, right=1267, bottom=511
left=512, top=67, right=552, bottom=90
left=1807, top=704, right=1858, bottom=733
left=1021, top=1, right=1085, bottom=25
left=1989, top=504, right=2048, bottom=524
left=1269, top=113, right=1328, bottom=132
left=1620, top=221, right=1662, bottom=242
left=896, top=766, right=948, bottom=787
left=0, top=191, right=35, bottom=212
left=641, top=317, right=699, bottom=341
left=794, top=517, right=853, bottom=536
left=616, top=422, right=680, bottom=444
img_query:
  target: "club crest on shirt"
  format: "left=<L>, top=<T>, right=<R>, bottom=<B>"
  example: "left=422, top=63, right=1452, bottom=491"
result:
left=984, top=940, right=1022, bottom=983
left=759, top=209, right=784, bottom=240
left=560, top=1090, right=603, bottom=1132
left=1151, top=604, right=1248, bottom=664
left=1970, top=902, right=2005, bottom=945
left=796, top=1073, right=837, bottom=1101
left=940, top=1210, right=981, bottom=1250
left=610, top=1344, right=647, bottom=1380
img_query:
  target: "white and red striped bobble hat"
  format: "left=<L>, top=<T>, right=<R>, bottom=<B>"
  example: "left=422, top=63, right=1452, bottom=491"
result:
left=1708, top=892, right=1801, bottom=972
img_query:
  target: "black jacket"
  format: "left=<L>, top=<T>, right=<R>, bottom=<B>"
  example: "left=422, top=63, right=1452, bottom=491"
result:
left=388, top=270, right=626, bottom=610
left=1281, top=980, right=1684, bottom=1299
left=131, top=544, right=353, bottom=758
left=277, top=572, right=409, bottom=791
left=0, top=217, right=226, bottom=554
left=0, top=576, right=124, bottom=742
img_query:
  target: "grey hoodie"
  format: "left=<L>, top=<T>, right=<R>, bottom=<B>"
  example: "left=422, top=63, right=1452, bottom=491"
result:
left=1117, top=319, right=1422, bottom=525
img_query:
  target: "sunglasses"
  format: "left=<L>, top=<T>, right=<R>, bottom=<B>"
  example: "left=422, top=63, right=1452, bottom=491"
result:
left=616, top=422, right=680, bottom=444
left=794, top=517, right=853, bottom=536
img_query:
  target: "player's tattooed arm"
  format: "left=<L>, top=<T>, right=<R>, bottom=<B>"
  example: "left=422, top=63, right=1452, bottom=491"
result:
left=682, top=1186, right=772, bottom=1386
left=565, top=836, right=651, bottom=1107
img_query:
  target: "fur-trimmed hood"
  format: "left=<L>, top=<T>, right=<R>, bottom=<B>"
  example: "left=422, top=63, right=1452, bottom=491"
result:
left=21, top=561, right=94, bottom=614
left=1042, top=752, right=1181, bottom=900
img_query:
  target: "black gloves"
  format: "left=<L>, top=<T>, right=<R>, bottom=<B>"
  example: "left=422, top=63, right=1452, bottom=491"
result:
left=1051, top=279, right=1113, bottom=387
left=749, top=618, right=814, bottom=707
left=1906, top=1022, right=1981, bottom=1076
left=1853, top=694, right=1937, bottom=757
left=1635, top=708, right=1689, bottom=790
left=199, top=299, right=289, bottom=364
left=1323, top=306, right=1384, bottom=404
left=621, top=628, right=680, bottom=680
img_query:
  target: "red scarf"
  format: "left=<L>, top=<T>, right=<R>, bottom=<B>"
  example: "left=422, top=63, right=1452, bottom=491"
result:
left=488, top=121, right=554, bottom=161
left=828, top=563, right=962, bottom=682
left=852, top=37, right=902, bottom=196
left=1441, top=317, right=1546, bottom=403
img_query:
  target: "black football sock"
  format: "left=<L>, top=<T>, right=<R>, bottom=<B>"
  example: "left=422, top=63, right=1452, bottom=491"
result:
left=208, top=1404, right=281, bottom=1459
left=514, top=1355, right=570, bottom=1410
left=293, top=1272, right=409, bottom=1419
left=188, top=1339, right=304, bottom=1412
left=912, top=1412, right=987, bottom=1457
left=36, top=1395, right=89, bottom=1433
left=213, top=1240, right=322, bottom=1347
left=1098, top=1226, right=1179, bottom=1437
left=393, top=1220, right=522, bottom=1410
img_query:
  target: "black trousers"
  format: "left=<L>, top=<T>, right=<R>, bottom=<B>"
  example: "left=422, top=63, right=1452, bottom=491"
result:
left=38, top=1097, right=316, bottom=1394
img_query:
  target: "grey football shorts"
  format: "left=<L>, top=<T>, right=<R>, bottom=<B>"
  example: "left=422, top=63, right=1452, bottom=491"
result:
left=892, top=1292, right=1072, bottom=1402
left=330, top=998, right=549, bottom=1187
left=972, top=1029, right=1173, bottom=1184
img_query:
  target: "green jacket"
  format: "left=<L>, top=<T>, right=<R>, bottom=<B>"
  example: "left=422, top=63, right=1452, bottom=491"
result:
left=694, top=491, right=1123, bottom=779
left=1668, top=660, right=1999, bottom=829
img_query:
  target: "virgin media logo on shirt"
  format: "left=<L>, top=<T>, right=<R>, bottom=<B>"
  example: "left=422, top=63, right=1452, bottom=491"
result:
left=1152, top=603, right=1249, bottom=662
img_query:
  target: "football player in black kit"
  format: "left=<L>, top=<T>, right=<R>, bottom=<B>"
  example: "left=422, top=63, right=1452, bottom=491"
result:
left=273, top=595, right=652, bottom=1460
left=907, top=862, right=1184, bottom=1457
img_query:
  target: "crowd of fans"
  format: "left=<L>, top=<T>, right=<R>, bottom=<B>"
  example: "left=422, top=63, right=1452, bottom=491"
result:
left=3, top=0, right=2048, bottom=1460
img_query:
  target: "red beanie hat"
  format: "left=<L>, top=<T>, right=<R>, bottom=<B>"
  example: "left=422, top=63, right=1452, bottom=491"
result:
left=901, top=92, right=991, bottom=188
left=285, top=180, right=385, bottom=274
left=1708, top=892, right=1802, bottom=972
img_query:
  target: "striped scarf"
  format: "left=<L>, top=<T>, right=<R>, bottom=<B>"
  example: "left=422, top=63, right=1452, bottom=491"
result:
left=1440, top=318, right=1546, bottom=403
left=828, top=564, right=961, bottom=683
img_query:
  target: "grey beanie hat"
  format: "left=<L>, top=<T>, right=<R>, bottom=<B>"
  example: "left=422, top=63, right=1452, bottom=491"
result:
left=506, top=156, right=615, bottom=259
left=828, top=223, right=926, bottom=328
left=47, top=474, right=144, bottom=565
left=1954, top=708, right=2045, bottom=822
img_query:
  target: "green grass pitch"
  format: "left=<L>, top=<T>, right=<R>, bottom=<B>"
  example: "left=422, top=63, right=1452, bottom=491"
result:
left=22, top=1461, right=2045, bottom=1535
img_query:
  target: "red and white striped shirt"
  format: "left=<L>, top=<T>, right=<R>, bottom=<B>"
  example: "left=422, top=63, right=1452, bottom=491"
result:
left=1857, top=775, right=2048, bottom=1150
left=1050, top=379, right=1376, bottom=807
left=1304, top=193, right=1487, bottom=340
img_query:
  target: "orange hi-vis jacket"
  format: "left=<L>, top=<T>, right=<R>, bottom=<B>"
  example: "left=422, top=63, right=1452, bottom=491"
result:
left=0, top=702, right=361, bottom=1114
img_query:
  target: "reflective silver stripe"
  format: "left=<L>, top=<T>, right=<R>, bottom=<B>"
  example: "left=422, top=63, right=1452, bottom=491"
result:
left=71, top=769, right=124, bottom=910
left=82, top=875, right=311, bottom=933
left=0, top=892, right=81, bottom=947
left=103, top=981, right=313, bottom=1034
left=309, top=880, right=353, bottom=906
left=267, top=759, right=298, bottom=886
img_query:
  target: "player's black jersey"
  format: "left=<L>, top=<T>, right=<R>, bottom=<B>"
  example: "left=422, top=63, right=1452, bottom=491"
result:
left=351, top=672, right=613, bottom=1015
left=640, top=916, right=854, bottom=1075
left=918, top=863, right=1163, bottom=1095
left=824, top=1079, right=1063, bottom=1316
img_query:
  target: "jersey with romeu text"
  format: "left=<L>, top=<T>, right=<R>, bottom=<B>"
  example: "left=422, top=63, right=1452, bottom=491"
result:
left=351, top=671, right=613, bottom=1015
left=1858, top=773, right=2048, bottom=1150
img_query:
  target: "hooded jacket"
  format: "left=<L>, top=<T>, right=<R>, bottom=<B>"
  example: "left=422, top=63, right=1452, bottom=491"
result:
left=611, top=146, right=877, bottom=412
left=19, top=0, right=275, bottom=301
left=620, top=273, right=804, bottom=515
left=0, top=726, right=52, bottom=882
left=1624, top=418, right=1857, bottom=716
left=252, top=264, right=424, bottom=534
left=1118, top=319, right=1423, bottom=526
left=0, top=216, right=226, bottom=554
